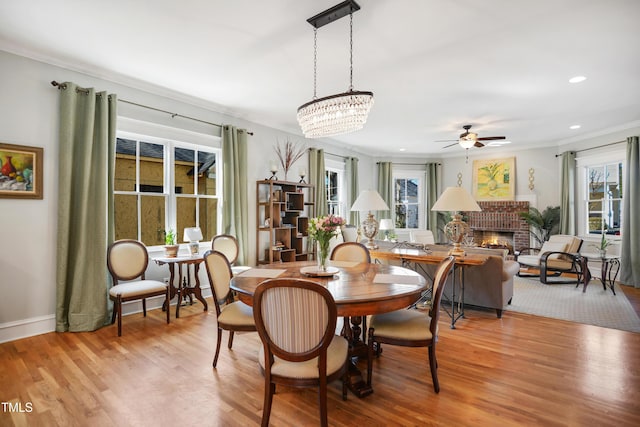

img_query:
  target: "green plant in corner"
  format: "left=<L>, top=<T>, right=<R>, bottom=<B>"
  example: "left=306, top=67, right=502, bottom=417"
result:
left=518, top=206, right=560, bottom=247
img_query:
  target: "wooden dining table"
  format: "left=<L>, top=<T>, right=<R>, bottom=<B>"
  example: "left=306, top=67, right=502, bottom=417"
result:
left=230, top=260, right=428, bottom=398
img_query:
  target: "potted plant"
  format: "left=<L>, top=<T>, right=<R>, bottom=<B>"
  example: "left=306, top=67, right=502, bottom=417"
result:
left=591, top=227, right=610, bottom=257
left=164, top=229, right=179, bottom=257
left=518, top=206, right=561, bottom=247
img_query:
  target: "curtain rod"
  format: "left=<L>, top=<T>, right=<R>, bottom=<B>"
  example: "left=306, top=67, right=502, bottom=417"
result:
left=555, top=140, right=625, bottom=157
left=377, top=162, right=442, bottom=166
left=51, top=81, right=253, bottom=135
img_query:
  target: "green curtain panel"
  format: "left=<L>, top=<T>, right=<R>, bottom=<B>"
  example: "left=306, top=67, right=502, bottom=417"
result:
left=309, top=148, right=327, bottom=217
left=222, top=125, right=249, bottom=265
left=425, top=162, right=441, bottom=233
left=56, top=82, right=116, bottom=332
left=560, top=151, right=577, bottom=235
left=346, top=157, right=359, bottom=225
left=377, top=162, right=392, bottom=220
left=620, top=136, right=640, bottom=288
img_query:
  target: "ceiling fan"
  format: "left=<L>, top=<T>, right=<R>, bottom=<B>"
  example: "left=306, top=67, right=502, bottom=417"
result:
left=440, top=125, right=506, bottom=149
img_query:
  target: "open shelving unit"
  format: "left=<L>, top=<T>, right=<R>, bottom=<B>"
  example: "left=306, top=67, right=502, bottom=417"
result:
left=256, top=180, right=315, bottom=265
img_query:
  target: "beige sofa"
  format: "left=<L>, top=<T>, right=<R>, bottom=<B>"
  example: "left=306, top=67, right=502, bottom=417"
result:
left=372, top=243, right=519, bottom=318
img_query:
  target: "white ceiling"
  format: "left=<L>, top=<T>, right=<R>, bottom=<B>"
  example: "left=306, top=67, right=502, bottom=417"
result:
left=1, top=0, right=639, bottom=156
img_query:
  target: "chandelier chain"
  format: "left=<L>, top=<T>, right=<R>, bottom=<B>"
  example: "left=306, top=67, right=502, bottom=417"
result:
left=349, top=12, right=353, bottom=91
left=313, top=28, right=318, bottom=100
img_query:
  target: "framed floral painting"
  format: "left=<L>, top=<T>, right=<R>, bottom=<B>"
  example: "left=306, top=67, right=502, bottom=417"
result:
left=0, top=143, right=43, bottom=199
left=472, top=157, right=515, bottom=201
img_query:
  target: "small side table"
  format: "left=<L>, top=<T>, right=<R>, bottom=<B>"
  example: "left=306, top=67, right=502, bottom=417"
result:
left=154, top=254, right=208, bottom=317
left=580, top=253, right=620, bottom=295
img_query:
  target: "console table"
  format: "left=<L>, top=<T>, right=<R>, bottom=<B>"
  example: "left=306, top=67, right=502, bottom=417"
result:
left=369, top=246, right=488, bottom=328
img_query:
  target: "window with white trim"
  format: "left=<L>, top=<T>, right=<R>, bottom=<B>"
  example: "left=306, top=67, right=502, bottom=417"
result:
left=393, top=172, right=423, bottom=229
left=114, top=134, right=221, bottom=246
left=577, top=149, right=624, bottom=237
left=325, top=158, right=346, bottom=218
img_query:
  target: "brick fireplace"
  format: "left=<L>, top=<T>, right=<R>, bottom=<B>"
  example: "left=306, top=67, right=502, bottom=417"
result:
left=467, top=201, right=530, bottom=253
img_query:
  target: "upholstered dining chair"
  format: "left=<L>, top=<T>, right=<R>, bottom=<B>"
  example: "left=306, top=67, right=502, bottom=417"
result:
left=107, top=239, right=170, bottom=337
left=211, top=234, right=251, bottom=275
left=410, top=229, right=435, bottom=245
left=366, top=255, right=455, bottom=393
left=202, top=249, right=256, bottom=368
left=253, top=278, right=348, bottom=427
left=330, top=242, right=371, bottom=263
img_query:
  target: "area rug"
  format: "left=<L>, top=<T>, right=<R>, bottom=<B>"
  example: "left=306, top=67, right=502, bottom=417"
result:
left=507, top=276, right=640, bottom=333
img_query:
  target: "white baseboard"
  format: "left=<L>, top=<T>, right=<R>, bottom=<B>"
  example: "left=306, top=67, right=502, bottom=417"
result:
left=0, top=286, right=213, bottom=344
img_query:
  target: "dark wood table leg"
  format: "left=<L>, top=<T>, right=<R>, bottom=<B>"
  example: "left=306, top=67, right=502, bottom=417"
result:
left=190, top=263, right=208, bottom=311
left=344, top=315, right=373, bottom=398
left=175, top=264, right=184, bottom=318
left=163, top=263, right=178, bottom=312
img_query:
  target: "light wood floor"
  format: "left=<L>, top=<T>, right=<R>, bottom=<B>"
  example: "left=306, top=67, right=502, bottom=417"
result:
left=2, top=286, right=640, bottom=427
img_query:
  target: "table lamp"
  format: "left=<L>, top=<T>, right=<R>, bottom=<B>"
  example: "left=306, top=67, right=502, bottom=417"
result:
left=350, top=190, right=390, bottom=249
left=183, top=227, right=203, bottom=255
left=431, top=187, right=481, bottom=257
left=378, top=218, right=394, bottom=241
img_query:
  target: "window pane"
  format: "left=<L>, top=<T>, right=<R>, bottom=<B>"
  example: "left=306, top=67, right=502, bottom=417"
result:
left=115, top=138, right=136, bottom=191
left=198, top=151, right=217, bottom=195
left=588, top=166, right=605, bottom=198
left=609, top=200, right=622, bottom=234
left=140, top=194, right=165, bottom=245
left=406, top=179, right=418, bottom=203
left=175, top=147, right=194, bottom=195
left=395, top=179, right=407, bottom=202
left=406, top=204, right=419, bottom=228
left=114, top=194, right=138, bottom=240
left=176, top=196, right=197, bottom=240
left=138, top=141, right=164, bottom=193
left=199, top=198, right=218, bottom=241
left=395, top=204, right=407, bottom=228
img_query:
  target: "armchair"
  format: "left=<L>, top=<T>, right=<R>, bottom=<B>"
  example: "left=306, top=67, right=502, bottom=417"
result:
left=516, top=234, right=586, bottom=284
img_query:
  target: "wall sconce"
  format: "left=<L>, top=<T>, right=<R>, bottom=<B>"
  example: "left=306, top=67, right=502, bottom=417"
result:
left=529, top=168, right=535, bottom=190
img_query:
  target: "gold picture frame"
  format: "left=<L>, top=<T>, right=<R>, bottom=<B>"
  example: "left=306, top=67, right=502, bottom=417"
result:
left=472, top=157, right=515, bottom=201
left=0, top=143, right=43, bottom=199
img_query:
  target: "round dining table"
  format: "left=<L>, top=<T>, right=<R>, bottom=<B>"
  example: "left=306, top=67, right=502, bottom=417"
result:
left=230, top=260, right=428, bottom=397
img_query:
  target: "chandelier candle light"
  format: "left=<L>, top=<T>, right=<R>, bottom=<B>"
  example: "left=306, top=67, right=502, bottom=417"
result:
left=350, top=190, right=390, bottom=249
left=431, top=187, right=482, bottom=257
left=297, top=0, right=374, bottom=138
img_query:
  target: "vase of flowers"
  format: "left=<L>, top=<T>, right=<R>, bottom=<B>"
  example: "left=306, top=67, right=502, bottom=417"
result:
left=308, top=215, right=345, bottom=272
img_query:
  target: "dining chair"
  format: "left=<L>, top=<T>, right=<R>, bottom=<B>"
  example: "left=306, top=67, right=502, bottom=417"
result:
left=107, top=239, right=170, bottom=337
left=253, top=278, right=348, bottom=427
left=366, top=255, right=455, bottom=393
left=211, top=234, right=251, bottom=275
left=330, top=242, right=371, bottom=263
left=202, top=249, right=256, bottom=368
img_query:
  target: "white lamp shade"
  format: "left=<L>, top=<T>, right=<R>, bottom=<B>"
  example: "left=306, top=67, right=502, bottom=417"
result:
left=183, top=227, right=203, bottom=242
left=350, top=190, right=390, bottom=212
left=378, top=219, right=394, bottom=230
left=431, top=187, right=482, bottom=212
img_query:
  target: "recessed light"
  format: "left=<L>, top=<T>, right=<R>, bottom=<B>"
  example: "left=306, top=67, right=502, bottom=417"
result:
left=399, top=148, right=406, bottom=152
left=570, top=125, right=581, bottom=130
left=569, top=76, right=587, bottom=83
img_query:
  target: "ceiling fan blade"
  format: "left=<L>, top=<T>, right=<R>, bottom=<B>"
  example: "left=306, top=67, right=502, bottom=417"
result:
left=442, top=142, right=458, bottom=149
left=477, top=136, right=505, bottom=141
left=474, top=141, right=485, bottom=148
left=434, top=139, right=457, bottom=142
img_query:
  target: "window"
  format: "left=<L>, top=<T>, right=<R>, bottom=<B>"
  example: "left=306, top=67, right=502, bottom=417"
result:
left=325, top=159, right=346, bottom=217
left=393, top=174, right=422, bottom=229
left=585, top=161, right=623, bottom=235
left=114, top=135, right=221, bottom=246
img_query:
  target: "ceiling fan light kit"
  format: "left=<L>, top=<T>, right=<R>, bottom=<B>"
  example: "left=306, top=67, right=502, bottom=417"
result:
left=296, top=0, right=374, bottom=138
